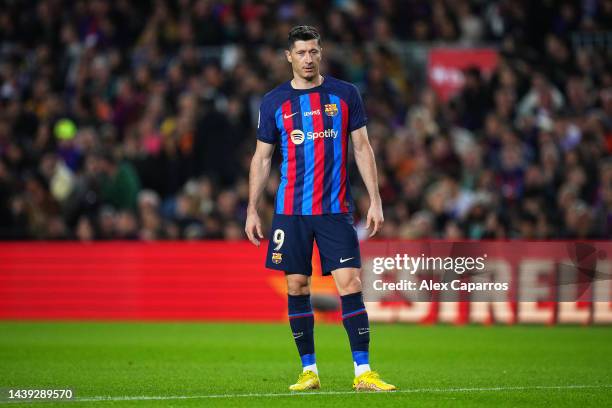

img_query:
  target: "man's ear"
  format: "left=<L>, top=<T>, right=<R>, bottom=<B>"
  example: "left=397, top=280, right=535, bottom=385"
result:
left=285, top=49, right=292, bottom=63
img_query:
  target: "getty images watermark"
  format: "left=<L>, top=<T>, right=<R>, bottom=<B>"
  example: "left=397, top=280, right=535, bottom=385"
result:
left=360, top=241, right=611, bottom=302
left=371, top=253, right=508, bottom=292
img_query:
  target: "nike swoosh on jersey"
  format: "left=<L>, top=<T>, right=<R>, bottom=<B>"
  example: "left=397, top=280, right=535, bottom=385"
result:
left=283, top=112, right=298, bottom=119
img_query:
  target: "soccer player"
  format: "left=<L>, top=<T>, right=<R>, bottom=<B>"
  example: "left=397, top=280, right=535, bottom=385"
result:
left=245, top=25, right=396, bottom=392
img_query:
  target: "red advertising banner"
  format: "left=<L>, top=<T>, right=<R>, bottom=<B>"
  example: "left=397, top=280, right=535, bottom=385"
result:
left=0, top=242, right=610, bottom=324
left=0, top=242, right=285, bottom=321
left=360, top=241, right=612, bottom=325
left=428, top=48, right=499, bottom=102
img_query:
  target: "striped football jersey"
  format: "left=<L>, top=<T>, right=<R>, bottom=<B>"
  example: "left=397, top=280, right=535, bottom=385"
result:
left=257, top=76, right=367, bottom=215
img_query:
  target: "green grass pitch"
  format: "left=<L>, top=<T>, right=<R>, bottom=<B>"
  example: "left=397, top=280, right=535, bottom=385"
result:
left=0, top=322, right=611, bottom=407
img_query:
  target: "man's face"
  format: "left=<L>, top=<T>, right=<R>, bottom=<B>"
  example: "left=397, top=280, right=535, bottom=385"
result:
left=286, top=39, right=321, bottom=81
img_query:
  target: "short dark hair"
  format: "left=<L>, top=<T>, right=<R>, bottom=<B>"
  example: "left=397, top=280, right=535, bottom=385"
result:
left=287, top=25, right=321, bottom=49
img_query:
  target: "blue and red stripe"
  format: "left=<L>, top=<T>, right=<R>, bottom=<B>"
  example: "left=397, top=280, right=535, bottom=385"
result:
left=281, top=101, right=296, bottom=215
left=319, top=93, right=335, bottom=214
left=289, top=312, right=314, bottom=320
left=299, top=94, right=315, bottom=215
left=342, top=308, right=367, bottom=319
left=339, top=99, right=349, bottom=212
left=275, top=104, right=288, bottom=214
left=309, top=93, right=325, bottom=215
left=292, top=101, right=305, bottom=214
left=329, top=94, right=344, bottom=213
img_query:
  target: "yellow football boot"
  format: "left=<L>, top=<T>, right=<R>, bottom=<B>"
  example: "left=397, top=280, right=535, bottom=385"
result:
left=352, top=371, right=396, bottom=391
left=289, top=370, right=320, bottom=391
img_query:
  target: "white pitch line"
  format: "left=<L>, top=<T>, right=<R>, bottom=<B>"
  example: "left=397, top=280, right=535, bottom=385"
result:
left=1, top=384, right=611, bottom=404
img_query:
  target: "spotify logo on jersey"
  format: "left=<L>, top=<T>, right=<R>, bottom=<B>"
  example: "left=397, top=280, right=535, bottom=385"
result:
left=290, top=129, right=339, bottom=145
left=290, top=130, right=305, bottom=145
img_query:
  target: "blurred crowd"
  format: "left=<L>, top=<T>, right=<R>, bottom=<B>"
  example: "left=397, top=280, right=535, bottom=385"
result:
left=0, top=0, right=610, bottom=241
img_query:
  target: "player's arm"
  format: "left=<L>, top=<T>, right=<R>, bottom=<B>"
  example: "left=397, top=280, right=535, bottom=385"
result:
left=351, top=125, right=383, bottom=237
left=245, top=140, right=275, bottom=246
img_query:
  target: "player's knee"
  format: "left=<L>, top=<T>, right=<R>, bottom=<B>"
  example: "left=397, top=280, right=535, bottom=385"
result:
left=338, top=275, right=362, bottom=295
left=287, top=284, right=310, bottom=296
left=286, top=276, right=310, bottom=296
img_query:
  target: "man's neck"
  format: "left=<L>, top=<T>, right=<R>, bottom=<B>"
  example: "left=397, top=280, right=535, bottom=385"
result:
left=291, top=74, right=324, bottom=90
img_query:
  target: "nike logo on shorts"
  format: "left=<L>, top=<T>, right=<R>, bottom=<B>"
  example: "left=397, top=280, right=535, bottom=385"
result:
left=340, top=257, right=354, bottom=263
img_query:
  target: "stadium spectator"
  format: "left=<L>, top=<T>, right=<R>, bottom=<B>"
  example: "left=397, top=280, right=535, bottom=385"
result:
left=0, top=0, right=610, bottom=240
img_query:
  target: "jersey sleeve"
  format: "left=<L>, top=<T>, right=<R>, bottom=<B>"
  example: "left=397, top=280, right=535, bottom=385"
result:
left=348, top=84, right=368, bottom=132
left=256, top=97, right=278, bottom=144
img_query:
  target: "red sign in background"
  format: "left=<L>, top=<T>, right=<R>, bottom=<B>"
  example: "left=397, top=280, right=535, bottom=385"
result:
left=360, top=241, right=612, bottom=325
left=0, top=242, right=610, bottom=324
left=0, top=242, right=285, bottom=321
left=428, top=48, right=499, bottom=102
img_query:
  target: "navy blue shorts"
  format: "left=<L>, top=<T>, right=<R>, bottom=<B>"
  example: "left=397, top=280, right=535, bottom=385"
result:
left=265, top=213, right=362, bottom=276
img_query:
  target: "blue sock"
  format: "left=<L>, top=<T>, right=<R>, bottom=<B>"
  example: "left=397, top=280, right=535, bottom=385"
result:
left=341, top=292, right=370, bottom=368
left=288, top=294, right=315, bottom=369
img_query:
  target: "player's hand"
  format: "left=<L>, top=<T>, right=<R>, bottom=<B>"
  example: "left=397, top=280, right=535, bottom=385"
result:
left=365, top=201, right=384, bottom=238
left=245, top=210, right=264, bottom=246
